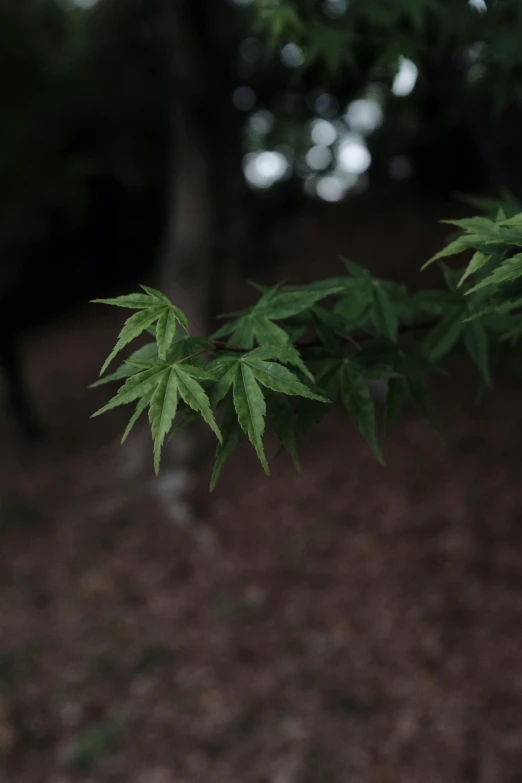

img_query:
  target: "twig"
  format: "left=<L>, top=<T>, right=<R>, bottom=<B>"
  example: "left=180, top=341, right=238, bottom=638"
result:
left=208, top=318, right=439, bottom=355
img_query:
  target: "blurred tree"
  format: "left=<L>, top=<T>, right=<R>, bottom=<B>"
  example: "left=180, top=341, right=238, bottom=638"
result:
left=90, top=0, right=522, bottom=489
left=3, top=0, right=522, bottom=437
left=153, top=0, right=522, bottom=326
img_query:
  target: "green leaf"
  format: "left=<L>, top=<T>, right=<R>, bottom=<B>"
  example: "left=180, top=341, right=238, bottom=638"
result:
left=209, top=358, right=240, bottom=405
left=254, top=288, right=342, bottom=320
left=422, top=234, right=478, bottom=269
left=293, top=397, right=332, bottom=437
left=266, top=391, right=301, bottom=471
left=211, top=322, right=235, bottom=340
left=404, top=370, right=444, bottom=446
left=463, top=320, right=491, bottom=385
left=400, top=349, right=445, bottom=376
left=455, top=191, right=521, bottom=219
left=168, top=336, right=208, bottom=362
left=121, top=393, right=151, bottom=443
left=441, top=216, right=496, bottom=233
left=457, top=251, right=491, bottom=288
left=315, top=318, right=342, bottom=352
left=178, top=364, right=216, bottom=381
left=100, top=307, right=163, bottom=375
left=411, top=289, right=461, bottom=316
left=244, top=357, right=328, bottom=402
left=501, top=317, right=522, bottom=342
left=156, top=308, right=177, bottom=361
left=90, top=366, right=135, bottom=388
left=463, top=296, right=522, bottom=321
left=383, top=376, right=406, bottom=434
left=231, top=316, right=255, bottom=348
left=339, top=257, right=372, bottom=278
left=174, top=367, right=222, bottom=443
left=210, top=405, right=243, bottom=491
left=170, top=305, right=190, bottom=333
left=92, top=366, right=167, bottom=417
left=168, top=408, right=200, bottom=441
left=233, top=363, right=269, bottom=474
left=340, top=362, right=383, bottom=464
left=499, top=211, right=522, bottom=227
left=149, top=368, right=179, bottom=474
left=441, top=263, right=463, bottom=293
left=466, top=252, right=522, bottom=293
left=299, top=276, right=352, bottom=291
left=372, top=282, right=398, bottom=341
left=247, top=280, right=284, bottom=299
left=423, top=306, right=465, bottom=362
left=310, top=307, right=345, bottom=351
left=354, top=339, right=400, bottom=369
left=248, top=344, right=314, bottom=381
left=140, top=284, right=171, bottom=304
left=125, top=359, right=157, bottom=371
left=333, top=280, right=372, bottom=324
left=251, top=315, right=290, bottom=346
left=92, top=293, right=153, bottom=309
left=89, top=343, right=158, bottom=388
left=312, top=305, right=347, bottom=330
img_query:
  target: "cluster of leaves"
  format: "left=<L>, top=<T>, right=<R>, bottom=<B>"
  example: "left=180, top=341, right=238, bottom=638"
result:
left=251, top=0, right=479, bottom=72
left=91, top=205, right=522, bottom=488
left=423, top=207, right=522, bottom=333
left=250, top=0, right=522, bottom=122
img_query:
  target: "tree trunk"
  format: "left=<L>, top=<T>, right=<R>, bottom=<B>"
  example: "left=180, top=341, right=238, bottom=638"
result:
left=161, top=102, right=214, bottom=332
left=156, top=0, right=215, bottom=333
left=154, top=0, right=247, bottom=512
left=156, top=0, right=247, bottom=333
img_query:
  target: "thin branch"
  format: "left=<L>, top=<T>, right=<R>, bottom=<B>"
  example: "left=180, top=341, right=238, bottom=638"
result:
left=208, top=318, right=439, bottom=355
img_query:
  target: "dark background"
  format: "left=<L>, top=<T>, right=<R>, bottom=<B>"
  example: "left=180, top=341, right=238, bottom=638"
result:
left=2, top=1, right=522, bottom=780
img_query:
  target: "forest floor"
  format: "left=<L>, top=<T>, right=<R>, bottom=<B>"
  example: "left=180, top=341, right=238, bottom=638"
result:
left=2, top=196, right=522, bottom=783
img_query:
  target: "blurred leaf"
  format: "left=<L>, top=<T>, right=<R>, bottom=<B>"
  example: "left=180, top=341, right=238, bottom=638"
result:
left=372, top=282, right=398, bottom=341
left=404, top=369, right=444, bottom=445
left=422, top=235, right=477, bottom=269
left=333, top=280, right=373, bottom=325
left=340, top=361, right=383, bottom=463
left=266, top=391, right=301, bottom=471
left=121, top=392, right=151, bottom=443
left=457, top=251, right=491, bottom=288
left=463, top=319, right=491, bottom=385
left=441, top=263, right=464, bottom=293
left=339, top=257, right=372, bottom=278
left=254, top=287, right=343, bottom=320
left=251, top=315, right=290, bottom=346
left=423, top=306, right=465, bottom=362
left=466, top=252, right=522, bottom=293
left=384, top=375, right=406, bottom=434
left=411, top=289, right=461, bottom=316
left=65, top=718, right=123, bottom=771
left=230, top=316, right=255, bottom=348
left=210, top=405, right=243, bottom=491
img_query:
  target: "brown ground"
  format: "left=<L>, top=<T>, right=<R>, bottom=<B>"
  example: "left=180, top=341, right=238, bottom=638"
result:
left=2, top=194, right=522, bottom=783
